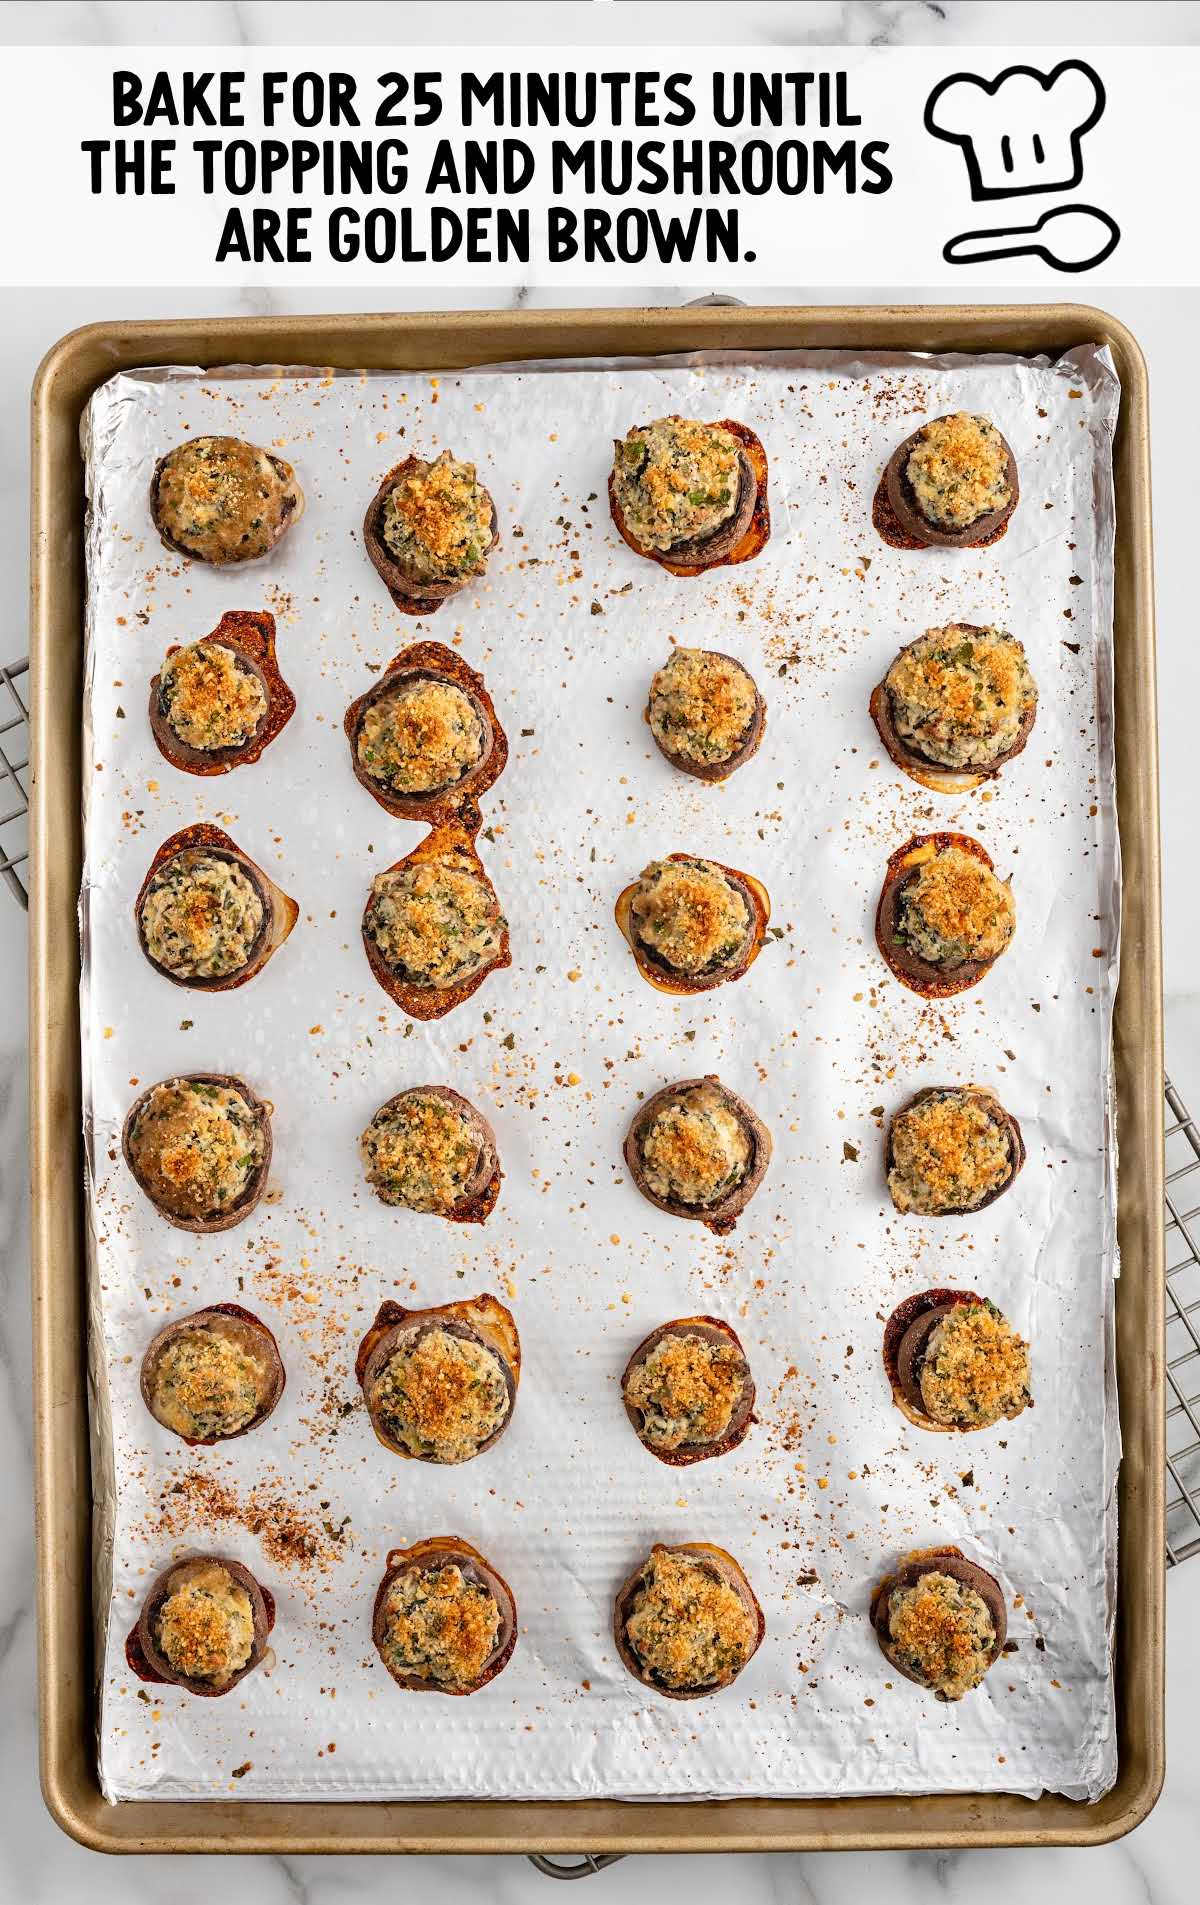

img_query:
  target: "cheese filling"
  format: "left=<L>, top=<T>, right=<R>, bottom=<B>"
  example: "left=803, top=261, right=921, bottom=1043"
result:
left=155, top=436, right=293, bottom=563
left=128, top=1079, right=265, bottom=1220
left=160, top=641, right=267, bottom=753
left=358, top=677, right=485, bottom=794
left=904, top=412, right=1012, bottom=530
left=156, top=1562, right=255, bottom=1687
left=648, top=649, right=758, bottom=766
left=140, top=849, right=265, bottom=979
left=919, top=1302, right=1030, bottom=1429
left=639, top=1087, right=752, bottom=1209
left=888, top=1090, right=1014, bottom=1214
left=150, top=1326, right=271, bottom=1440
left=887, top=627, right=1035, bottom=769
left=612, top=417, right=742, bottom=552
left=366, top=857, right=505, bottom=988
left=630, top=858, right=751, bottom=976
left=624, top=1333, right=745, bottom=1450
left=897, top=847, right=1015, bottom=968
left=624, top=1551, right=755, bottom=1690
left=381, top=451, right=493, bottom=583
left=360, top=1092, right=484, bottom=1213
left=379, top=1563, right=501, bottom=1687
left=370, top=1326, right=510, bottom=1463
left=887, top=1570, right=996, bottom=1699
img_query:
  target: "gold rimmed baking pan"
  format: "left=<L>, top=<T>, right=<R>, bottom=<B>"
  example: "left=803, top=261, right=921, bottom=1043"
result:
left=29, top=304, right=1161, bottom=1852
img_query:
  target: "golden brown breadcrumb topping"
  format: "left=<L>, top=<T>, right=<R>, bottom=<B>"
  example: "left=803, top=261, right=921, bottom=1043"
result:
left=900, top=847, right=1015, bottom=967
left=370, top=1326, right=509, bottom=1462
left=630, top=858, right=750, bottom=975
left=887, top=1569, right=996, bottom=1699
left=156, top=1561, right=255, bottom=1686
left=905, top=413, right=1012, bottom=530
left=920, top=1302, right=1030, bottom=1428
left=625, top=1332, right=744, bottom=1450
left=648, top=649, right=757, bottom=765
left=625, top=1550, right=755, bottom=1689
left=888, top=1090, right=1013, bottom=1214
left=379, top=1562, right=501, bottom=1687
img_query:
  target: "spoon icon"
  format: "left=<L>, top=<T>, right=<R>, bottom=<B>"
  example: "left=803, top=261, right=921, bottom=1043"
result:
left=943, top=203, right=1120, bottom=273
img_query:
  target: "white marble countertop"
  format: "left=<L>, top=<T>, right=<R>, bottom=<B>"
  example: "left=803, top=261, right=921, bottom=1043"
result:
left=2, top=0, right=1199, bottom=1898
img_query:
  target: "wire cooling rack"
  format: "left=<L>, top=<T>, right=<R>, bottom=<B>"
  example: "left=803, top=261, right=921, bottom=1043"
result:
left=1, top=651, right=1194, bottom=1870
left=0, top=657, right=29, bottom=909
left=1166, top=1077, right=1200, bottom=1563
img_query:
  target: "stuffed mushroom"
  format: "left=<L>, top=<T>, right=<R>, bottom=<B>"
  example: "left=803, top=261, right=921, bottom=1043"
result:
left=151, top=435, right=303, bottom=566
left=134, top=824, right=298, bottom=991
left=359, top=1086, right=501, bottom=1223
left=609, top=416, right=770, bottom=576
left=372, top=1536, right=517, bottom=1695
left=622, top=1317, right=755, bottom=1466
left=127, top=1555, right=274, bottom=1697
left=613, top=1542, right=764, bottom=1700
left=624, top=1076, right=771, bottom=1235
left=882, top=1289, right=1031, bottom=1434
left=361, top=802, right=510, bottom=1020
left=356, top=1294, right=520, bottom=1465
left=140, top=1303, right=285, bottom=1445
left=363, top=449, right=499, bottom=615
left=875, top=832, right=1015, bottom=997
left=870, top=1546, right=1007, bottom=1701
left=876, top=412, right=1018, bottom=551
left=122, top=1073, right=272, bottom=1233
left=616, top=854, right=769, bottom=996
left=345, top=639, right=508, bottom=822
left=870, top=625, right=1037, bottom=792
left=886, top=1085, right=1024, bottom=1217
left=149, top=610, right=295, bottom=776
left=646, top=647, right=766, bottom=782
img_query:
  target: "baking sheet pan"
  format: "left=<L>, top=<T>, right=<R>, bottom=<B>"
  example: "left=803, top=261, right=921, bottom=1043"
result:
left=81, top=345, right=1119, bottom=1805
left=30, top=304, right=1163, bottom=1850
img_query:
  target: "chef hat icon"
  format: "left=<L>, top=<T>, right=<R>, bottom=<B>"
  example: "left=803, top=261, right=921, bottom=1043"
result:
left=925, top=59, right=1105, bottom=200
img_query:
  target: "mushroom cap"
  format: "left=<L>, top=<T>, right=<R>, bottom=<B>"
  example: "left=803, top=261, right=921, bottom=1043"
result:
left=134, top=1553, right=273, bottom=1697
left=624, top=1075, right=772, bottom=1235
left=608, top=420, right=770, bottom=576
left=884, top=1084, right=1025, bottom=1217
left=360, top=799, right=511, bottom=1023
left=360, top=1085, right=501, bottom=1223
left=147, top=611, right=296, bottom=778
left=647, top=649, right=767, bottom=784
left=150, top=437, right=303, bottom=566
left=121, top=1072, right=273, bottom=1235
left=615, top=854, right=770, bottom=997
left=869, top=1545, right=1007, bottom=1692
left=356, top=1294, right=520, bottom=1463
left=139, top=1302, right=286, bottom=1444
left=133, top=824, right=298, bottom=992
left=371, top=1536, right=517, bottom=1694
left=362, top=456, right=499, bottom=616
left=621, top=1315, right=756, bottom=1465
left=612, top=1540, right=765, bottom=1700
left=344, top=640, right=509, bottom=823
left=868, top=627, right=1037, bottom=793
left=883, top=420, right=1019, bottom=550
left=875, top=832, right=1011, bottom=999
